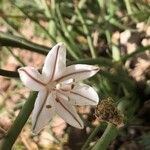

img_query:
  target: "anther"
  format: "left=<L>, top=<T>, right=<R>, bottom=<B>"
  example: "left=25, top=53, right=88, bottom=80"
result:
left=46, top=105, right=52, bottom=108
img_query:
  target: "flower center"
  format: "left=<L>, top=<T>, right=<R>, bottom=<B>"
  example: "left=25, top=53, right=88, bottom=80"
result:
left=45, top=81, right=57, bottom=91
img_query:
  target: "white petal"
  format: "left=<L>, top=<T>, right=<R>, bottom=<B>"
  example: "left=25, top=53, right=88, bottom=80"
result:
left=18, top=67, right=45, bottom=91
left=56, top=64, right=99, bottom=82
left=54, top=96, right=84, bottom=129
left=32, top=90, right=55, bottom=134
left=56, top=79, right=74, bottom=91
left=68, top=84, right=99, bottom=105
left=42, top=43, right=66, bottom=82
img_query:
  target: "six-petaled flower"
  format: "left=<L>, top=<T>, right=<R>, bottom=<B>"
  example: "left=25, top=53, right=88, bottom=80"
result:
left=18, top=43, right=100, bottom=134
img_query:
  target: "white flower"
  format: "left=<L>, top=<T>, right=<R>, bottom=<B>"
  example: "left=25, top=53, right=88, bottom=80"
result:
left=18, top=43, right=99, bottom=134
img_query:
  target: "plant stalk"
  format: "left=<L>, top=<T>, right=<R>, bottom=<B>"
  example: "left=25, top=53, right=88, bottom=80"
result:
left=0, top=69, right=19, bottom=78
left=81, top=123, right=106, bottom=150
left=1, top=92, right=37, bottom=150
left=91, top=123, right=118, bottom=150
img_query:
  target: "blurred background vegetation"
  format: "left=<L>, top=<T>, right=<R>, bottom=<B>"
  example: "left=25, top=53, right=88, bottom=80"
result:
left=0, top=0, right=150, bottom=149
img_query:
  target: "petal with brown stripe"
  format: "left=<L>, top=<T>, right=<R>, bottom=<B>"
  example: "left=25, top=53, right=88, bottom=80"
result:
left=57, top=64, right=100, bottom=83
left=42, top=43, right=66, bottom=82
left=18, top=67, right=45, bottom=91
left=55, top=96, right=84, bottom=129
left=32, top=90, right=55, bottom=134
left=67, top=84, right=99, bottom=105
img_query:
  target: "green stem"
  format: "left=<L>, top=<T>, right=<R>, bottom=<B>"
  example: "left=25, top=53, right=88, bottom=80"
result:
left=107, top=17, right=134, bottom=31
left=0, top=58, right=112, bottom=79
left=0, top=69, right=19, bottom=78
left=1, top=92, right=37, bottom=150
left=100, top=70, right=135, bottom=91
left=76, top=8, right=97, bottom=58
left=0, top=32, right=50, bottom=55
left=40, top=0, right=57, bottom=39
left=67, top=0, right=87, bottom=31
left=13, top=3, right=56, bottom=43
left=6, top=47, right=25, bottom=66
left=122, top=45, right=150, bottom=62
left=51, top=10, right=79, bottom=60
left=81, top=123, right=105, bottom=150
left=41, top=0, right=51, bottom=18
left=57, top=31, right=79, bottom=60
left=124, top=0, right=132, bottom=15
left=78, top=0, right=87, bottom=8
left=0, top=32, right=113, bottom=64
left=0, top=17, right=22, bottom=37
left=56, top=4, right=81, bottom=56
left=49, top=0, right=57, bottom=38
left=69, top=57, right=113, bottom=67
left=91, top=123, right=118, bottom=150
left=112, top=44, right=121, bottom=61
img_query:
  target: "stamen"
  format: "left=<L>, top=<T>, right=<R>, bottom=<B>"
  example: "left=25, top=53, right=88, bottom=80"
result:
left=46, top=105, right=52, bottom=109
left=56, top=98, right=59, bottom=102
left=71, top=84, right=74, bottom=90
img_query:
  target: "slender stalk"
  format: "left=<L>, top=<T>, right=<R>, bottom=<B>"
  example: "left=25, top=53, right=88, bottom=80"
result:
left=56, top=4, right=81, bottom=56
left=2, top=31, right=149, bottom=63
left=97, top=0, right=104, bottom=10
left=76, top=8, right=97, bottom=58
left=78, top=0, right=87, bottom=8
left=122, top=45, right=150, bottom=62
left=57, top=31, right=79, bottom=60
left=13, top=3, right=56, bottom=43
left=40, top=0, right=57, bottom=39
left=85, top=91, right=137, bottom=150
left=51, top=10, right=79, bottom=60
left=91, top=123, right=118, bottom=150
left=124, top=0, right=132, bottom=15
left=69, top=57, right=113, bottom=67
left=68, top=0, right=87, bottom=31
left=0, top=17, right=22, bottom=37
left=112, top=44, right=120, bottom=61
left=6, top=47, right=25, bottom=66
left=1, top=92, right=38, bottom=150
left=81, top=123, right=105, bottom=150
left=49, top=0, right=57, bottom=38
left=41, top=0, right=51, bottom=18
left=0, top=57, right=112, bottom=79
left=100, top=70, right=135, bottom=91
left=0, top=31, right=50, bottom=55
left=107, top=17, right=134, bottom=30
left=0, top=69, right=19, bottom=78
left=0, top=32, right=112, bottom=62
left=105, top=30, right=111, bottom=45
